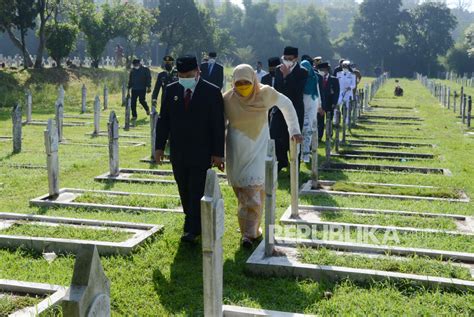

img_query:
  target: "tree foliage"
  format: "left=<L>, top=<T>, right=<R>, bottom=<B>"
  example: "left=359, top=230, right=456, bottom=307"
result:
left=45, top=22, right=79, bottom=67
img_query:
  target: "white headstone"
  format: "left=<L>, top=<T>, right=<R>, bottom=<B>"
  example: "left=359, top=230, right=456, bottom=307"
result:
left=103, top=84, right=108, bottom=110
left=81, top=84, right=87, bottom=113
left=12, top=104, right=22, bottom=153
left=45, top=119, right=59, bottom=197
left=150, top=106, right=158, bottom=160
left=58, top=85, right=65, bottom=106
left=264, top=140, right=277, bottom=257
left=61, top=245, right=111, bottom=317
left=93, top=96, right=101, bottom=136
left=55, top=101, right=64, bottom=142
left=290, top=139, right=299, bottom=217
left=108, top=111, right=119, bottom=177
left=25, top=89, right=32, bottom=123
left=201, top=169, right=224, bottom=317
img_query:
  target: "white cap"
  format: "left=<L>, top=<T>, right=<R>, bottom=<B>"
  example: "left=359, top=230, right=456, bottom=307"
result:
left=342, top=60, right=351, bottom=66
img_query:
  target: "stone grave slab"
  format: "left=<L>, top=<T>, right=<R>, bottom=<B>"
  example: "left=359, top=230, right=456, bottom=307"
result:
left=359, top=115, right=423, bottom=121
left=29, top=188, right=183, bottom=213
left=280, top=205, right=474, bottom=236
left=246, top=144, right=474, bottom=291
left=201, top=168, right=314, bottom=317
left=320, top=162, right=452, bottom=176
left=0, top=279, right=67, bottom=316
left=331, top=153, right=428, bottom=161
left=61, top=245, right=111, bottom=316
left=300, top=180, right=467, bottom=202
left=0, top=163, right=46, bottom=170
left=347, top=140, right=435, bottom=148
left=0, top=212, right=163, bottom=255
left=60, top=140, right=146, bottom=148
left=246, top=242, right=474, bottom=291
left=337, top=149, right=434, bottom=159
left=349, top=134, right=431, bottom=140
left=85, top=131, right=148, bottom=139
left=28, top=120, right=91, bottom=127
left=0, top=136, right=12, bottom=141
left=356, top=120, right=422, bottom=126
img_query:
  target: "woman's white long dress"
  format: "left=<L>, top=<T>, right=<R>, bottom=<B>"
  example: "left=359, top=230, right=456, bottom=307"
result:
left=226, top=94, right=301, bottom=188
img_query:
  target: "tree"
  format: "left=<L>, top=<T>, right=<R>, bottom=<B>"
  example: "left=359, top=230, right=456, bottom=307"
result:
left=465, top=23, right=474, bottom=56
left=114, top=2, right=154, bottom=65
left=240, top=0, right=282, bottom=63
left=351, top=0, right=405, bottom=70
left=402, top=2, right=457, bottom=75
left=280, top=5, right=334, bottom=60
left=157, top=0, right=214, bottom=57
left=0, top=0, right=37, bottom=68
left=34, top=0, right=58, bottom=68
left=234, top=45, right=255, bottom=64
left=446, top=43, right=474, bottom=73
left=45, top=22, right=79, bottom=66
left=78, top=1, right=117, bottom=68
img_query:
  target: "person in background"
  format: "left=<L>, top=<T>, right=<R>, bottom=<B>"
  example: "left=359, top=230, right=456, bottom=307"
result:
left=351, top=63, right=362, bottom=97
left=200, top=52, right=224, bottom=89
left=270, top=46, right=308, bottom=172
left=313, top=56, right=322, bottom=71
left=335, top=60, right=355, bottom=126
left=261, top=57, right=280, bottom=88
left=115, top=44, right=124, bottom=67
left=127, top=58, right=152, bottom=119
left=223, top=64, right=302, bottom=248
left=333, top=58, right=353, bottom=76
left=317, top=62, right=340, bottom=141
left=300, top=59, right=322, bottom=163
left=155, top=55, right=225, bottom=243
left=152, top=55, right=178, bottom=107
left=255, top=61, right=268, bottom=83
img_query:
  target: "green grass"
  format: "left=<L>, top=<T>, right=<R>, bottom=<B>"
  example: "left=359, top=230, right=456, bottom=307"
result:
left=319, top=210, right=457, bottom=230
left=1, top=223, right=132, bottom=242
left=0, top=70, right=473, bottom=315
left=74, top=192, right=182, bottom=209
left=299, top=247, right=474, bottom=281
left=330, top=182, right=462, bottom=199
left=0, top=294, right=41, bottom=317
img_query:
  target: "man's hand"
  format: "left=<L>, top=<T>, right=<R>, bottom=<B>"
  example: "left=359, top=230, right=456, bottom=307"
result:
left=291, top=134, right=303, bottom=144
left=155, top=149, right=164, bottom=164
left=147, top=87, right=151, bottom=93
left=317, top=107, right=325, bottom=116
left=280, top=64, right=291, bottom=78
left=211, top=156, right=225, bottom=172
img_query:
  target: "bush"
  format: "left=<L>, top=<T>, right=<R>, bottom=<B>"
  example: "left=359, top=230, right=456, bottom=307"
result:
left=45, top=22, right=79, bottom=67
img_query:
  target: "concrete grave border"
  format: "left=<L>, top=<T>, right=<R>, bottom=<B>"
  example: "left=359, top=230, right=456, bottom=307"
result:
left=347, top=140, right=435, bottom=148
left=359, top=115, right=423, bottom=121
left=280, top=205, right=474, bottom=236
left=27, top=120, right=92, bottom=126
left=0, top=279, right=67, bottom=317
left=0, top=212, right=163, bottom=255
left=356, top=120, right=422, bottom=126
left=349, top=134, right=431, bottom=140
left=60, top=140, right=146, bottom=148
left=336, top=149, right=434, bottom=159
left=246, top=242, right=474, bottom=291
left=0, top=163, right=46, bottom=170
left=85, top=131, right=148, bottom=139
left=331, top=153, right=428, bottom=161
left=320, top=162, right=452, bottom=176
left=29, top=188, right=183, bottom=213
left=300, top=180, right=467, bottom=202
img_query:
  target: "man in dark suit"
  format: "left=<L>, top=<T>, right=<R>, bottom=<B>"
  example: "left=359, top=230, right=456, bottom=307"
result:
left=317, top=62, right=340, bottom=141
left=127, top=58, right=152, bottom=119
left=269, top=46, right=308, bottom=172
left=155, top=55, right=225, bottom=243
left=261, top=57, right=280, bottom=87
left=151, top=55, right=178, bottom=107
left=199, top=52, right=224, bottom=89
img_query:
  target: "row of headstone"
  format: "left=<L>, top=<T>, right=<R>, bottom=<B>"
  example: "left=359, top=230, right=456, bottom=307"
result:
left=418, top=74, right=473, bottom=128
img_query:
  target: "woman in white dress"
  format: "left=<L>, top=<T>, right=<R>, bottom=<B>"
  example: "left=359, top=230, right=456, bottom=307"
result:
left=223, top=64, right=302, bottom=248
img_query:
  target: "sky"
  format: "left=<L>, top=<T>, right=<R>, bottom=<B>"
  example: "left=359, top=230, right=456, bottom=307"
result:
left=229, top=0, right=474, bottom=11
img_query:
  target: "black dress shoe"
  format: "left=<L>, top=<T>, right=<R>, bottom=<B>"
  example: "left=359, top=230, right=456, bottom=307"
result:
left=241, top=237, right=253, bottom=249
left=181, top=232, right=198, bottom=243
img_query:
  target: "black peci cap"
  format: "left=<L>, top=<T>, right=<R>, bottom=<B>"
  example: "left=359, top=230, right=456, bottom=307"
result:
left=176, top=55, right=198, bottom=73
left=317, top=62, right=330, bottom=70
left=208, top=52, right=217, bottom=58
left=163, top=56, right=174, bottom=62
left=283, top=46, right=298, bottom=56
left=268, top=57, right=280, bottom=68
left=132, top=59, right=141, bottom=65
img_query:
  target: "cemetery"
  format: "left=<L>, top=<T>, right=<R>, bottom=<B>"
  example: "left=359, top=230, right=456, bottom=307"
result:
left=1, top=0, right=474, bottom=313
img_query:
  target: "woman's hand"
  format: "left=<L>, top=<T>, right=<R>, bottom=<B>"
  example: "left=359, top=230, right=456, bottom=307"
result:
left=291, top=134, right=303, bottom=144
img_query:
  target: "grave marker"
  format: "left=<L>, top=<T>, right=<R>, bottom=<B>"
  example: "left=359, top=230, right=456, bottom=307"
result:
left=93, top=95, right=101, bottom=136
left=150, top=106, right=158, bottom=161
left=58, top=85, right=65, bottom=106
left=108, top=111, right=120, bottom=177
left=45, top=119, right=60, bottom=197
left=468, top=96, right=472, bottom=128
left=81, top=84, right=87, bottom=113
left=265, top=140, right=277, bottom=257
left=25, top=89, right=32, bottom=123
left=122, top=82, right=127, bottom=107
left=103, top=84, right=108, bottom=110
left=124, top=97, right=131, bottom=131
left=61, top=245, right=111, bottom=317
left=289, top=139, right=299, bottom=217
left=12, top=104, right=22, bottom=154
left=55, top=101, right=64, bottom=142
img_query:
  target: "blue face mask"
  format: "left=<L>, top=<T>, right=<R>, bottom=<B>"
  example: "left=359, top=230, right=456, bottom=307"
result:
left=179, top=77, right=197, bottom=90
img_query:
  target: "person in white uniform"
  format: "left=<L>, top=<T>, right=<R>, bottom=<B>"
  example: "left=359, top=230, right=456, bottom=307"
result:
left=223, top=64, right=302, bottom=248
left=255, top=61, right=268, bottom=83
left=336, top=60, right=356, bottom=124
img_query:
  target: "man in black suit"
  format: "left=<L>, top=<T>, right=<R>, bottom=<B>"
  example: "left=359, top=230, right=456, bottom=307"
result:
left=317, top=62, right=340, bottom=141
left=151, top=55, right=178, bottom=107
left=269, top=46, right=308, bottom=172
left=199, top=52, right=224, bottom=89
left=261, top=57, right=280, bottom=88
left=155, top=55, right=225, bottom=243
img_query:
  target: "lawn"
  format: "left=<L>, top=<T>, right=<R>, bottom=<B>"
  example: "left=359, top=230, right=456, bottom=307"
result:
left=0, top=70, right=473, bottom=315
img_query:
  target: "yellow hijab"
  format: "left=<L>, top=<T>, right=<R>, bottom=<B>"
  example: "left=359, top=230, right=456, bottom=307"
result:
left=223, top=64, right=280, bottom=140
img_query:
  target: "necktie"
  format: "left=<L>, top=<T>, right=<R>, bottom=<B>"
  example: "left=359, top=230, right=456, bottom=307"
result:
left=209, top=63, right=214, bottom=75
left=184, top=89, right=192, bottom=111
left=324, top=75, right=328, bottom=88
